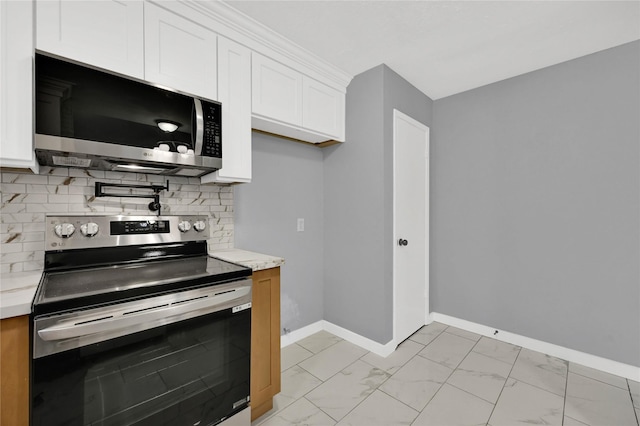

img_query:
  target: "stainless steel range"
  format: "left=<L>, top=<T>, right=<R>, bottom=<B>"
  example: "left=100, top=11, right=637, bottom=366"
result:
left=31, top=215, right=252, bottom=426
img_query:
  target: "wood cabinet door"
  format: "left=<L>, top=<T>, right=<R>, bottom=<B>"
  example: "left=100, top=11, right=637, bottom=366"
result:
left=201, top=37, right=251, bottom=184
left=250, top=267, right=281, bottom=421
left=302, top=76, right=345, bottom=141
left=1, top=316, right=30, bottom=426
left=252, top=54, right=303, bottom=126
left=144, top=2, right=217, bottom=100
left=36, top=0, right=144, bottom=79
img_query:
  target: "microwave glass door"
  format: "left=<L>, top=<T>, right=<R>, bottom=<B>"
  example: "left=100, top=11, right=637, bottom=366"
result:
left=36, top=54, right=196, bottom=154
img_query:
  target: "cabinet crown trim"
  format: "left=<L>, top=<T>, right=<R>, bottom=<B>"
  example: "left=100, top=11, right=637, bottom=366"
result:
left=165, top=0, right=352, bottom=89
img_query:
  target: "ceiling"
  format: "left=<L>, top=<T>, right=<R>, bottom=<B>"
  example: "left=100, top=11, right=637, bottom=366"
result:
left=224, top=1, right=640, bottom=100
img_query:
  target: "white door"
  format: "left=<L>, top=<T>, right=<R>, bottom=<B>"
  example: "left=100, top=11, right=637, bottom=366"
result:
left=393, top=109, right=429, bottom=346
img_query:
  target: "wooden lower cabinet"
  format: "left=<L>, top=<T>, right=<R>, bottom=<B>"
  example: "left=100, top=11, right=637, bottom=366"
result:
left=250, top=267, right=281, bottom=421
left=1, top=315, right=29, bottom=426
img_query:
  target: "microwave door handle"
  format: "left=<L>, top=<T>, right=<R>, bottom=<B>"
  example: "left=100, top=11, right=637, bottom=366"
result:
left=193, top=98, right=204, bottom=155
left=37, top=285, right=250, bottom=342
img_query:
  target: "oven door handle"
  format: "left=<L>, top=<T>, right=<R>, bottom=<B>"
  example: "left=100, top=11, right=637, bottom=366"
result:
left=37, top=285, right=251, bottom=342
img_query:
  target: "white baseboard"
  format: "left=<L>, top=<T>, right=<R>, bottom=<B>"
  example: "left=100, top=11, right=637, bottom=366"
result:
left=321, top=320, right=396, bottom=357
left=280, top=321, right=324, bottom=348
left=280, top=314, right=639, bottom=381
left=281, top=320, right=396, bottom=357
left=429, top=312, right=640, bottom=381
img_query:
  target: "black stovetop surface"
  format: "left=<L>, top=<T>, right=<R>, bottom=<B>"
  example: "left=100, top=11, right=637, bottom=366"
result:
left=32, top=242, right=251, bottom=316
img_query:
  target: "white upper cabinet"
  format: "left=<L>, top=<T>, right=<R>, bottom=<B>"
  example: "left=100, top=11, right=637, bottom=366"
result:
left=201, top=37, right=252, bottom=184
left=36, top=0, right=144, bottom=79
left=0, top=0, right=37, bottom=170
left=252, top=54, right=303, bottom=126
left=251, top=53, right=345, bottom=143
left=144, top=2, right=217, bottom=100
left=302, top=76, right=345, bottom=141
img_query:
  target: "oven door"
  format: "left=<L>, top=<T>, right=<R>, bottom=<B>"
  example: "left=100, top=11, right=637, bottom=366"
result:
left=31, top=279, right=251, bottom=426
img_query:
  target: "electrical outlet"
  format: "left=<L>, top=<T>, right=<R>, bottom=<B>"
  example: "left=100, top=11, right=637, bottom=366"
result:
left=297, top=218, right=304, bottom=232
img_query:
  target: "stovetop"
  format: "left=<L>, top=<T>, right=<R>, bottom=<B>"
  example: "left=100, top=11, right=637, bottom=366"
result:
left=33, top=215, right=251, bottom=316
left=33, top=253, right=250, bottom=316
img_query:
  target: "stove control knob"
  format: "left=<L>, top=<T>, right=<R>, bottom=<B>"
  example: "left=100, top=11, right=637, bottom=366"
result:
left=178, top=220, right=192, bottom=233
left=193, top=220, right=207, bottom=232
left=54, top=223, right=76, bottom=238
left=80, top=222, right=99, bottom=237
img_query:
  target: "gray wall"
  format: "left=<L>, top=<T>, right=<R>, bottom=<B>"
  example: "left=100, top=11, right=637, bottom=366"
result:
left=323, top=65, right=433, bottom=344
left=431, top=41, right=640, bottom=366
left=234, top=132, right=325, bottom=333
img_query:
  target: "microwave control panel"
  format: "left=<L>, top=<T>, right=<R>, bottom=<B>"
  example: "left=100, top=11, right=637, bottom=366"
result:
left=201, top=101, right=222, bottom=159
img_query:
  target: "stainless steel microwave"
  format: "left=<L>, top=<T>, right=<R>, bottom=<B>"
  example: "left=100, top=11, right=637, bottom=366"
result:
left=35, top=53, right=222, bottom=177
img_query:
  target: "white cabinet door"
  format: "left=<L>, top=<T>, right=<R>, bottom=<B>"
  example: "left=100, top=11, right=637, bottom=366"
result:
left=302, top=76, right=345, bottom=141
left=251, top=53, right=346, bottom=144
left=201, top=37, right=251, bottom=184
left=0, top=0, right=37, bottom=170
left=144, top=2, right=217, bottom=100
left=252, top=53, right=302, bottom=125
left=36, top=0, right=144, bottom=79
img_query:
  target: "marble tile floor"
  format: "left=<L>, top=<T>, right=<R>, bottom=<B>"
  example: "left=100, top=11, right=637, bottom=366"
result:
left=252, top=323, right=640, bottom=426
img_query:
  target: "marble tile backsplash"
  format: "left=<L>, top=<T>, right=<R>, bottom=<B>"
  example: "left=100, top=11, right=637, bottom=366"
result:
left=0, top=168, right=234, bottom=274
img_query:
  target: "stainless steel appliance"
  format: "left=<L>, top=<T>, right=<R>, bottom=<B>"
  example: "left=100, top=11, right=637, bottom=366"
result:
left=35, top=53, right=222, bottom=177
left=31, top=215, right=251, bottom=426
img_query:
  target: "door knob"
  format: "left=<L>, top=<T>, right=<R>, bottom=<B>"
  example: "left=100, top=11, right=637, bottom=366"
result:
left=398, top=239, right=408, bottom=246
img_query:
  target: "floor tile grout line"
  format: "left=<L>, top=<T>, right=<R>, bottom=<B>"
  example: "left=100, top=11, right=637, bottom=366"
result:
left=280, top=343, right=314, bottom=373
left=406, top=330, right=492, bottom=424
left=405, top=352, right=462, bottom=425
left=270, top=328, right=638, bottom=426
left=442, top=328, right=482, bottom=343
left=567, top=369, right=637, bottom=394
left=444, top=381, right=501, bottom=406
left=304, top=395, right=340, bottom=424
left=301, top=350, right=396, bottom=425
left=341, top=324, right=453, bottom=426
left=468, top=347, right=520, bottom=369
left=484, top=344, right=523, bottom=424
left=368, top=387, right=423, bottom=424
left=297, top=334, right=343, bottom=356
left=337, top=343, right=433, bottom=424
left=255, top=339, right=356, bottom=425
left=435, top=332, right=501, bottom=409
left=415, top=329, right=482, bottom=371
left=628, top=378, right=640, bottom=426
left=566, top=367, right=630, bottom=391
left=562, top=358, right=570, bottom=426
left=563, top=415, right=590, bottom=426
left=506, top=368, right=568, bottom=399
left=296, top=348, right=386, bottom=422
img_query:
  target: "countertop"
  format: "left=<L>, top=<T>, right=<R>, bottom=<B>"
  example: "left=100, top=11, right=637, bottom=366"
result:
left=0, top=249, right=283, bottom=320
left=0, top=271, right=42, bottom=319
left=210, top=248, right=285, bottom=272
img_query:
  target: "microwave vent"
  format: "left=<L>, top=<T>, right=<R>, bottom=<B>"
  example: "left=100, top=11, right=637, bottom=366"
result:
left=52, top=155, right=92, bottom=168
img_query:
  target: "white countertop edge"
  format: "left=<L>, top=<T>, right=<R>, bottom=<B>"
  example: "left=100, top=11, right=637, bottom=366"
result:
left=210, top=248, right=285, bottom=272
left=0, top=271, right=42, bottom=320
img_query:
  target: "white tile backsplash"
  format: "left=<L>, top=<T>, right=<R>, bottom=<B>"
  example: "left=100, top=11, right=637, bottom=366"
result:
left=1, top=169, right=234, bottom=273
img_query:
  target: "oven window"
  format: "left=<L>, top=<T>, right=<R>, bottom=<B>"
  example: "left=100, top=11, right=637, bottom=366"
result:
left=32, top=308, right=250, bottom=426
